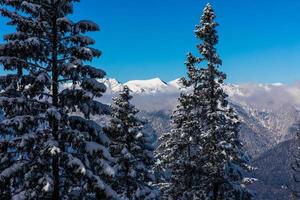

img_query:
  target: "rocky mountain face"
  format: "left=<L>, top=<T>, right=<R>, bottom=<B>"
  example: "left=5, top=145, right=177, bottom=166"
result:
left=250, top=139, right=298, bottom=200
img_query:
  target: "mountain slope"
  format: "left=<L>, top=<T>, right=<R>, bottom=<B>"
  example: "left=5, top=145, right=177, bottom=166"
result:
left=250, top=139, right=298, bottom=200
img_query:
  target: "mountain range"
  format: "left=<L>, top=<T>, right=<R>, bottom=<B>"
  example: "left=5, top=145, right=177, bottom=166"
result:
left=99, top=77, right=300, bottom=143
left=87, top=77, right=300, bottom=199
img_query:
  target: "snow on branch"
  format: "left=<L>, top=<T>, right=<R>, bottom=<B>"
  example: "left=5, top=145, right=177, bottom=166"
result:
left=80, top=65, right=106, bottom=79
left=85, top=141, right=114, bottom=162
left=70, top=35, right=95, bottom=46
left=81, top=78, right=106, bottom=97
left=87, top=100, right=111, bottom=115
left=0, top=162, right=28, bottom=183
left=70, top=46, right=101, bottom=61
left=57, top=17, right=73, bottom=32
left=68, top=116, right=110, bottom=145
left=74, top=20, right=99, bottom=34
left=20, top=1, right=42, bottom=15
left=0, top=115, right=37, bottom=131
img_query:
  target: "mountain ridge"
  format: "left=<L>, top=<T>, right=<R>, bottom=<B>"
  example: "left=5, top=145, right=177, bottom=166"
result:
left=98, top=77, right=288, bottom=97
left=97, top=77, right=300, bottom=156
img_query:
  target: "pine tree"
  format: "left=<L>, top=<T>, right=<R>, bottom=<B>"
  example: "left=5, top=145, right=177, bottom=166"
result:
left=105, top=86, right=159, bottom=200
left=157, top=4, right=252, bottom=200
left=0, top=0, right=117, bottom=199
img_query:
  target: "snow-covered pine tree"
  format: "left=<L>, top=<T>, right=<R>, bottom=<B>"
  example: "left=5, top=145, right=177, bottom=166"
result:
left=105, top=86, right=159, bottom=200
left=157, top=3, right=252, bottom=200
left=0, top=0, right=117, bottom=199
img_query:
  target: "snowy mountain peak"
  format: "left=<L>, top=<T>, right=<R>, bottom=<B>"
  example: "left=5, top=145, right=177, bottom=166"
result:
left=168, top=78, right=183, bottom=89
left=98, top=78, right=124, bottom=93
left=124, top=77, right=169, bottom=93
left=222, top=84, right=246, bottom=97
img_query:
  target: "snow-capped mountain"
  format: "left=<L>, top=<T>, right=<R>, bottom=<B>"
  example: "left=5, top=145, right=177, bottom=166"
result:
left=98, top=78, right=124, bottom=93
left=99, top=77, right=288, bottom=100
left=124, top=78, right=170, bottom=94
left=64, top=77, right=300, bottom=156
left=96, top=77, right=244, bottom=96
left=168, top=78, right=183, bottom=89
left=98, top=77, right=175, bottom=94
left=98, top=77, right=300, bottom=154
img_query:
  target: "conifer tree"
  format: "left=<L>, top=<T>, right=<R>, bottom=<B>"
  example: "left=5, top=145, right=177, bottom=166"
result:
left=0, top=0, right=117, bottom=199
left=157, top=4, right=252, bottom=200
left=105, top=86, right=159, bottom=200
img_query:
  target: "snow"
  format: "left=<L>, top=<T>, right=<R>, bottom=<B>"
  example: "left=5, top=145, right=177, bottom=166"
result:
left=135, top=132, right=143, bottom=139
left=0, top=1, right=117, bottom=198
left=57, top=17, right=73, bottom=32
left=47, top=108, right=61, bottom=121
left=49, top=146, right=61, bottom=155
left=124, top=77, right=169, bottom=93
left=98, top=77, right=289, bottom=98
left=67, top=156, right=86, bottom=175
left=37, top=72, right=49, bottom=83
left=1, top=116, right=34, bottom=130
left=75, top=20, right=100, bottom=33
left=19, top=133, right=37, bottom=148
left=81, top=78, right=106, bottom=93
left=62, top=76, right=291, bottom=103
left=42, top=181, right=51, bottom=192
left=85, top=141, right=114, bottom=161
left=121, top=147, right=133, bottom=159
left=242, top=177, right=258, bottom=185
left=222, top=84, right=246, bottom=97
left=98, top=78, right=124, bottom=93
left=21, top=1, right=41, bottom=13
left=71, top=35, right=95, bottom=46
left=75, top=47, right=94, bottom=60
left=12, top=191, right=26, bottom=200
left=68, top=116, right=111, bottom=145
left=25, top=37, right=41, bottom=46
left=0, top=162, right=26, bottom=181
left=168, top=78, right=183, bottom=89
left=0, top=97, right=25, bottom=105
left=102, top=161, right=115, bottom=177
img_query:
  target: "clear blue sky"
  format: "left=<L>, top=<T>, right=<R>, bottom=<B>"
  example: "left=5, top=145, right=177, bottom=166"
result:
left=1, top=0, right=300, bottom=84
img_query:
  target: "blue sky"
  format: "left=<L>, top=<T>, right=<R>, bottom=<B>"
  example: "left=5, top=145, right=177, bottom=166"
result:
left=1, top=0, right=300, bottom=83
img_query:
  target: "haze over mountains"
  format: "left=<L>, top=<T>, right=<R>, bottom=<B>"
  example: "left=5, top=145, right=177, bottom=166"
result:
left=99, top=77, right=300, bottom=146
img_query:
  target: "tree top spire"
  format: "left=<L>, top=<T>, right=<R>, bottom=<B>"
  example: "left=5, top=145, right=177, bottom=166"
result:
left=202, top=3, right=216, bottom=22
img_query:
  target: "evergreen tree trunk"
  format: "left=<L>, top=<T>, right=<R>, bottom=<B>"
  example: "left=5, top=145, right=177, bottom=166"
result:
left=51, top=2, right=59, bottom=199
left=96, top=189, right=107, bottom=200
left=17, top=66, right=22, bottom=78
left=125, top=160, right=130, bottom=198
left=125, top=126, right=131, bottom=199
left=212, top=180, right=220, bottom=200
left=209, top=64, right=218, bottom=200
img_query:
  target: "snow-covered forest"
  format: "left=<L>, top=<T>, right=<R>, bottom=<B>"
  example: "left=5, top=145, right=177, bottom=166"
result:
left=0, top=1, right=298, bottom=200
